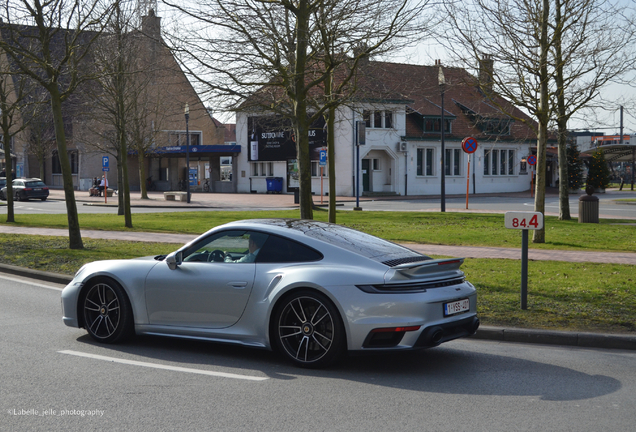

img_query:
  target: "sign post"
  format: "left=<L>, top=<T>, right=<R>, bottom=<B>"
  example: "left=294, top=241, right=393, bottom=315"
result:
left=461, top=137, right=478, bottom=209
left=505, top=211, right=544, bottom=310
left=319, top=148, right=327, bottom=205
left=102, top=156, right=109, bottom=204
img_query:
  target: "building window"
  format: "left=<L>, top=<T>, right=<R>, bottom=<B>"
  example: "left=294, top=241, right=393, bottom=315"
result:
left=484, top=149, right=515, bottom=175
left=416, top=148, right=434, bottom=176
left=363, top=110, right=394, bottom=128
left=481, top=119, right=511, bottom=135
left=52, top=150, right=78, bottom=174
left=363, top=110, right=371, bottom=128
left=384, top=111, right=393, bottom=129
left=169, top=131, right=201, bottom=146
left=254, top=162, right=274, bottom=177
left=423, top=117, right=451, bottom=133
left=374, top=111, right=382, bottom=129
left=0, top=136, right=14, bottom=152
left=251, top=163, right=258, bottom=176
left=445, top=148, right=461, bottom=176
left=372, top=159, right=380, bottom=170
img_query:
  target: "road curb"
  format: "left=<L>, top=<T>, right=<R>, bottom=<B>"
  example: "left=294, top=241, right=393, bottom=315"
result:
left=472, top=326, right=636, bottom=351
left=0, top=262, right=73, bottom=285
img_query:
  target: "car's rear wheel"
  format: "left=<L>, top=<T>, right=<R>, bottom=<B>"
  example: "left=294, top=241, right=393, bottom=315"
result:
left=82, top=277, right=133, bottom=343
left=14, top=191, right=21, bottom=201
left=272, top=290, right=345, bottom=368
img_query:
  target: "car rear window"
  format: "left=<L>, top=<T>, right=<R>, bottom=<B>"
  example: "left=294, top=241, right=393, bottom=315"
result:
left=303, top=224, right=426, bottom=261
left=25, top=181, right=46, bottom=187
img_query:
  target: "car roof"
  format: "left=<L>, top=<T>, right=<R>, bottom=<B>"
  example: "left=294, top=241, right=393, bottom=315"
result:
left=219, top=219, right=428, bottom=264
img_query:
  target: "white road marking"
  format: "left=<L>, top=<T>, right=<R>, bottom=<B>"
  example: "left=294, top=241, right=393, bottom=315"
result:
left=0, top=274, right=64, bottom=291
left=58, top=350, right=269, bottom=381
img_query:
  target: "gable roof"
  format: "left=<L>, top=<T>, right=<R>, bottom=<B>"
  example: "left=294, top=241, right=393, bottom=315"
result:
left=353, top=61, right=538, bottom=143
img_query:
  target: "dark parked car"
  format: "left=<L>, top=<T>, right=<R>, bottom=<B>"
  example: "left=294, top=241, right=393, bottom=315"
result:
left=0, top=178, right=49, bottom=201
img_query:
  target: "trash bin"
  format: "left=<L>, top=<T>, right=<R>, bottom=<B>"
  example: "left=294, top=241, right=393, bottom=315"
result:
left=266, top=177, right=283, bottom=194
left=578, top=186, right=599, bottom=223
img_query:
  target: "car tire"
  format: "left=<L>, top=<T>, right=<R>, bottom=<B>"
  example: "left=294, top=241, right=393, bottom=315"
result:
left=14, top=192, right=21, bottom=201
left=41, top=197, right=47, bottom=201
left=272, top=290, right=346, bottom=368
left=82, top=277, right=134, bottom=344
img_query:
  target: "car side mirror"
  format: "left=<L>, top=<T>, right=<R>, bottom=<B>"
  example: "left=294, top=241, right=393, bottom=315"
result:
left=166, top=251, right=183, bottom=270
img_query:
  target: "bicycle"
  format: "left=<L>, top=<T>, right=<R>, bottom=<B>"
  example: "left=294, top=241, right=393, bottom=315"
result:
left=203, top=178, right=210, bottom=192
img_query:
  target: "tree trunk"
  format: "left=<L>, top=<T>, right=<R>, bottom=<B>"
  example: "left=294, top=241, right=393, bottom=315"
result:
left=294, top=0, right=313, bottom=220
left=139, top=154, right=148, bottom=199
left=4, top=144, right=14, bottom=223
left=50, top=89, right=83, bottom=249
left=554, top=0, right=571, bottom=220
left=533, top=0, right=550, bottom=244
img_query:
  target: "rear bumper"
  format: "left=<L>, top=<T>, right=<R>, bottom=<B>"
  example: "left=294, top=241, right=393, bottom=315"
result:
left=415, top=315, right=480, bottom=348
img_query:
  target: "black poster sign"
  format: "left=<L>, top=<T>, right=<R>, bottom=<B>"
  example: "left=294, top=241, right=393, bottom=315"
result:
left=248, top=116, right=326, bottom=161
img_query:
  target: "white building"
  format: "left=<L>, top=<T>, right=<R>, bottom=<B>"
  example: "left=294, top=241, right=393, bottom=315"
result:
left=235, top=60, right=539, bottom=196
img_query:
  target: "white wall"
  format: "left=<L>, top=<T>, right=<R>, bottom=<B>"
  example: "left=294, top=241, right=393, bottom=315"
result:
left=235, top=107, right=533, bottom=197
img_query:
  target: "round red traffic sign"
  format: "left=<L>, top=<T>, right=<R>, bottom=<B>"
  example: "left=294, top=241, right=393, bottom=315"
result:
left=527, top=155, right=537, bottom=166
left=461, top=137, right=478, bottom=154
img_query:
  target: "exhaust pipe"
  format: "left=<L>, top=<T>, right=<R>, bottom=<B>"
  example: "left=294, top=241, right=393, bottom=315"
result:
left=424, top=326, right=444, bottom=346
left=470, top=317, right=480, bottom=334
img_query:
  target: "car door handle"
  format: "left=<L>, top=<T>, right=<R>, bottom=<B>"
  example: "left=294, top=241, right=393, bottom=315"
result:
left=228, top=281, right=248, bottom=289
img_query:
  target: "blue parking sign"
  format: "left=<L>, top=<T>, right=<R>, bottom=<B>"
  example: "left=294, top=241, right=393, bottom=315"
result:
left=319, top=149, right=327, bottom=166
left=102, top=156, right=109, bottom=168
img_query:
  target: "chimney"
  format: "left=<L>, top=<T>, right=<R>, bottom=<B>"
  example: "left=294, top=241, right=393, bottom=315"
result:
left=478, top=54, right=494, bottom=93
left=142, top=9, right=161, bottom=40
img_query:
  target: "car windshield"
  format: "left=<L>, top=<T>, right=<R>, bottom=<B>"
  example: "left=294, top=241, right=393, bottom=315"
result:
left=25, top=181, right=46, bottom=187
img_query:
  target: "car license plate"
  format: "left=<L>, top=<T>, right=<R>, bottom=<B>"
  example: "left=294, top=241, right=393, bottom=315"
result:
left=34, top=188, right=42, bottom=191
left=444, top=299, right=470, bottom=316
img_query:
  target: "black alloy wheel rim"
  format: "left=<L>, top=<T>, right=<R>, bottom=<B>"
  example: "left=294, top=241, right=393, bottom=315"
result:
left=278, top=296, right=334, bottom=363
left=84, top=283, right=121, bottom=339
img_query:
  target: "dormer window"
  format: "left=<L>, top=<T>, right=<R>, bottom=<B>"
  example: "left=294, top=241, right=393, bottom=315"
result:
left=480, top=119, right=511, bottom=135
left=423, top=117, right=451, bottom=133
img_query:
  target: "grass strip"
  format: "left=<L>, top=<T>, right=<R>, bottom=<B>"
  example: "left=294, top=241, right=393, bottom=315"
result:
left=0, top=234, right=634, bottom=334
left=1, top=210, right=635, bottom=252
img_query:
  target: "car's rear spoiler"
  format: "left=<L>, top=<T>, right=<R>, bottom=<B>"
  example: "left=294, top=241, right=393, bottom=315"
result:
left=384, top=258, right=465, bottom=282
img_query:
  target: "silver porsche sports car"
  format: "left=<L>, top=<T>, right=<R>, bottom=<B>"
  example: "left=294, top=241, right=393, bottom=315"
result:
left=61, top=219, right=479, bottom=368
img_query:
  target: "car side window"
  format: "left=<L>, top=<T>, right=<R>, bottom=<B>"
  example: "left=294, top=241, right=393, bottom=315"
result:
left=182, top=231, right=271, bottom=263
left=183, top=230, right=250, bottom=263
left=256, top=234, right=323, bottom=263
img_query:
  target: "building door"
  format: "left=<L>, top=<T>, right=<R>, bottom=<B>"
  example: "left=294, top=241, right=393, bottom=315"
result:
left=362, top=159, right=370, bottom=192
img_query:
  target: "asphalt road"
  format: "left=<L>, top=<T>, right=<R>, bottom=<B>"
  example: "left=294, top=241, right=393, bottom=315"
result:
left=1, top=189, right=636, bottom=218
left=3, top=274, right=636, bottom=432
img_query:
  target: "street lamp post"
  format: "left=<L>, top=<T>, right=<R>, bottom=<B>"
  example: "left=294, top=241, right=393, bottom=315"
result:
left=185, top=103, right=191, bottom=203
left=439, top=65, right=446, bottom=212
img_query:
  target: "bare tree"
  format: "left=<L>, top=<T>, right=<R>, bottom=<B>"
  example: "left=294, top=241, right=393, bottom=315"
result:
left=0, top=69, right=32, bottom=222
left=79, top=0, right=143, bottom=227
left=0, top=0, right=115, bottom=249
left=163, top=0, right=432, bottom=219
left=445, top=0, right=552, bottom=242
left=552, top=0, right=636, bottom=220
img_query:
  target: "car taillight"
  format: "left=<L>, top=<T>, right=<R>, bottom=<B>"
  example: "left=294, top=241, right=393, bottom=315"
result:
left=371, top=326, right=421, bottom=333
left=23, top=188, right=32, bottom=191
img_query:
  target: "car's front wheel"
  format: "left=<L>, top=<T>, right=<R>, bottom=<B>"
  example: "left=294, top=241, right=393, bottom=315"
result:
left=272, top=290, right=345, bottom=368
left=82, top=278, right=133, bottom=343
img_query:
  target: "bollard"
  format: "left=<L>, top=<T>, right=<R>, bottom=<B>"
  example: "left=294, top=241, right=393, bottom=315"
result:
left=578, top=186, right=599, bottom=223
